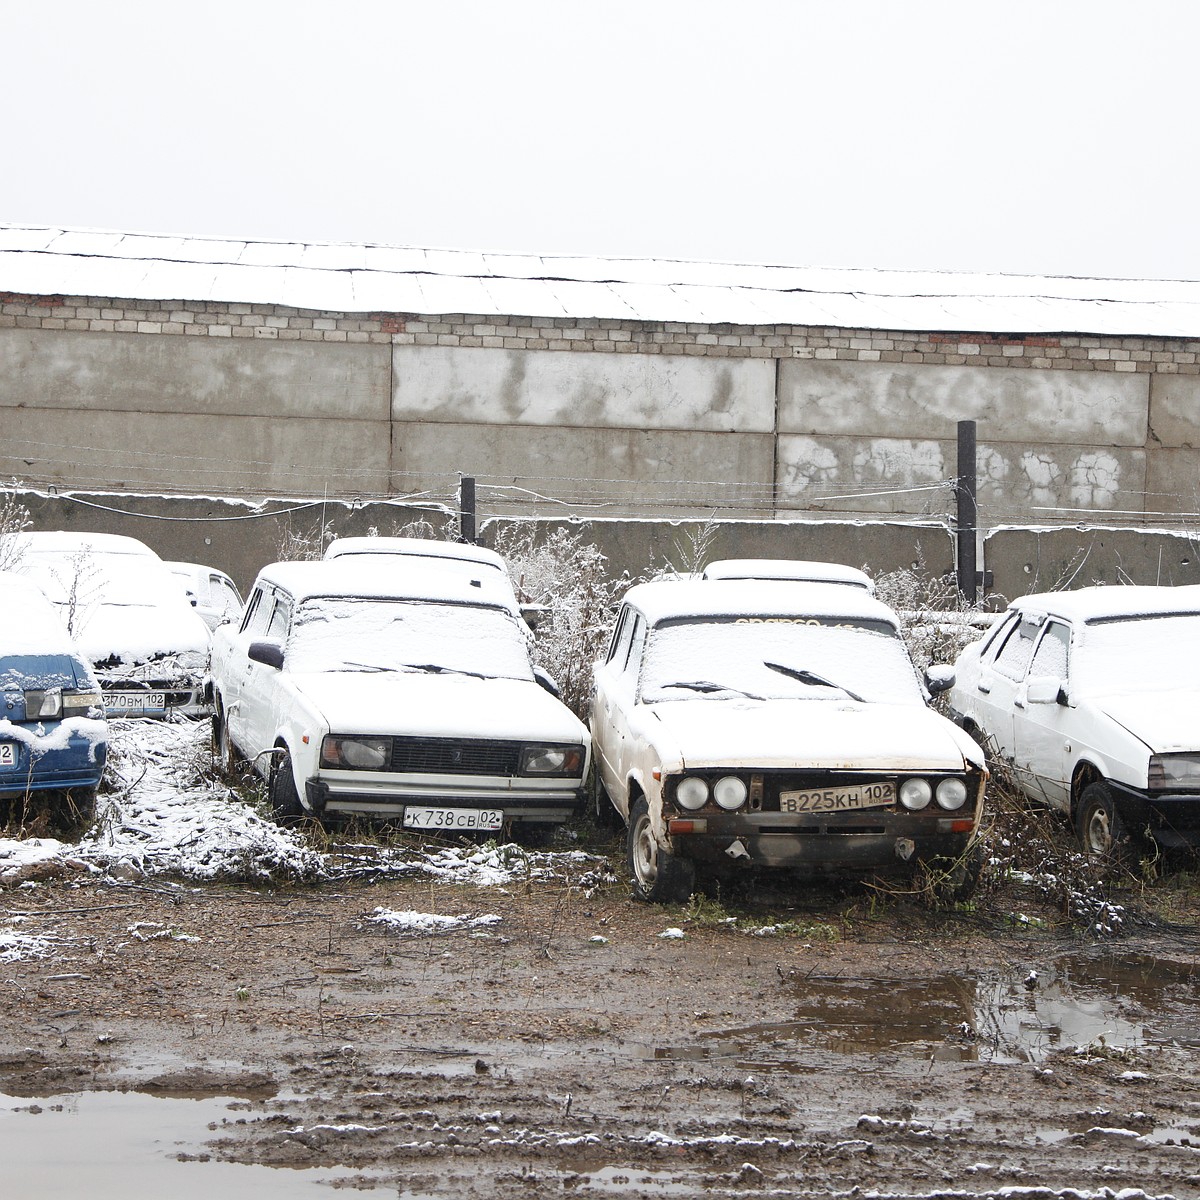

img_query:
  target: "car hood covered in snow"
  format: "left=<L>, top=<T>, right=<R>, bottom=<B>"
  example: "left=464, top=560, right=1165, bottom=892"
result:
left=1088, top=690, right=1200, bottom=755
left=70, top=604, right=210, bottom=671
left=288, top=671, right=589, bottom=745
left=644, top=697, right=982, bottom=772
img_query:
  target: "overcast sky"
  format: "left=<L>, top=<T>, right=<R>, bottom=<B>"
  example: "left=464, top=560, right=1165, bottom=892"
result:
left=6, top=1, right=1197, bottom=281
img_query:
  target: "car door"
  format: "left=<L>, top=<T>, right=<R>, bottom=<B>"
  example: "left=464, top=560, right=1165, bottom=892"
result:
left=223, top=585, right=272, bottom=758
left=970, top=609, right=1043, bottom=768
left=592, top=606, right=646, bottom=818
left=242, top=590, right=292, bottom=759
left=1011, top=618, right=1073, bottom=811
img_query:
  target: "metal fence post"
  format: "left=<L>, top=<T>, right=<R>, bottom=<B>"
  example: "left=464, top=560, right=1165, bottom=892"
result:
left=956, top=421, right=978, bottom=603
left=459, top=475, right=477, bottom=545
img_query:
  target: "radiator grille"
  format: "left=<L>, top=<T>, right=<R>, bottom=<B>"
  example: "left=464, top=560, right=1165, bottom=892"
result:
left=389, top=736, right=521, bottom=776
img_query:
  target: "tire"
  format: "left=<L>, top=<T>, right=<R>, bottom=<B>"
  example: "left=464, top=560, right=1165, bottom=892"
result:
left=626, top=798, right=695, bottom=903
left=269, top=750, right=305, bottom=827
left=1076, top=781, right=1136, bottom=867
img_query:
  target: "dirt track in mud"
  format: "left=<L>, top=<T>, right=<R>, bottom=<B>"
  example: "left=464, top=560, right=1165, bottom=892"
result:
left=3, top=852, right=1200, bottom=1199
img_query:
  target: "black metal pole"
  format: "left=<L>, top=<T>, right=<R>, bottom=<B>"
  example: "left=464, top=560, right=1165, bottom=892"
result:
left=956, top=420, right=978, bottom=604
left=459, top=475, right=477, bottom=545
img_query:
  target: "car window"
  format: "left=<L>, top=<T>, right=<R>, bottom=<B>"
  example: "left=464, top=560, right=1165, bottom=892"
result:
left=265, top=595, right=292, bottom=641
left=285, top=597, right=536, bottom=681
left=241, top=587, right=268, bottom=636
left=992, top=615, right=1041, bottom=681
left=625, top=615, right=648, bottom=681
left=607, top=606, right=634, bottom=667
left=639, top=615, right=924, bottom=705
left=979, top=610, right=1017, bottom=661
left=1029, top=620, right=1070, bottom=679
left=1072, top=611, right=1200, bottom=695
left=213, top=576, right=243, bottom=620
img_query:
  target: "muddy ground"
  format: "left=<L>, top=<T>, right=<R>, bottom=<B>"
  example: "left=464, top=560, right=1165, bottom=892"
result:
left=3, top=829, right=1200, bottom=1199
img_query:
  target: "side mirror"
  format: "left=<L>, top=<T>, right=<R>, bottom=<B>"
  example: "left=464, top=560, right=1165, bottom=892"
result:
left=248, top=640, right=284, bottom=670
left=533, top=666, right=561, bottom=697
left=925, top=664, right=955, bottom=695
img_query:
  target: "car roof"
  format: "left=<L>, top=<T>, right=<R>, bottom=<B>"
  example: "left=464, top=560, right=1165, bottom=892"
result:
left=323, top=537, right=506, bottom=572
left=1009, top=584, right=1200, bottom=625
left=255, top=558, right=517, bottom=609
left=619, top=578, right=902, bottom=628
left=701, top=558, right=874, bottom=590
left=13, top=531, right=161, bottom=558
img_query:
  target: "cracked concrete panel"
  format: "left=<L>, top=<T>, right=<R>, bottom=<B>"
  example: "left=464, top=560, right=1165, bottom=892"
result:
left=0, top=328, right=390, bottom=420
left=1146, top=447, right=1200, bottom=516
left=392, top=345, right=775, bottom=433
left=777, top=435, right=955, bottom=515
left=982, top=444, right=1145, bottom=517
left=392, top=423, right=775, bottom=516
left=778, top=360, right=1147, bottom=445
left=1148, top=375, right=1200, bottom=448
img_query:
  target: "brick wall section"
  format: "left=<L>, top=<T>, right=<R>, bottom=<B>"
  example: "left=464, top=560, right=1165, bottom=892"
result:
left=2, top=292, right=1199, bottom=373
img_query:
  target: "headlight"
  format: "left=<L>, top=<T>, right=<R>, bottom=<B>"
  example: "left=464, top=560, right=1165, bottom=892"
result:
left=936, top=778, right=968, bottom=810
left=520, top=745, right=585, bottom=776
left=24, top=689, right=62, bottom=719
left=675, top=776, right=709, bottom=810
left=1149, top=754, right=1200, bottom=791
left=321, top=735, right=390, bottom=770
left=899, top=778, right=932, bottom=811
left=62, top=689, right=104, bottom=718
left=713, top=776, right=748, bottom=811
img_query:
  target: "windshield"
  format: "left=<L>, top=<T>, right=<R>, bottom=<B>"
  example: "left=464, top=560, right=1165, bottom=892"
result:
left=639, top=616, right=925, bottom=705
left=21, top=552, right=185, bottom=609
left=285, top=597, right=535, bottom=681
left=1074, top=612, right=1200, bottom=695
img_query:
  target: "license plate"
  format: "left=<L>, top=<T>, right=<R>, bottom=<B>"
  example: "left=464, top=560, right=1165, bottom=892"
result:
left=780, top=782, right=895, bottom=813
left=103, top=691, right=166, bottom=716
left=403, top=806, right=503, bottom=831
left=0, top=743, right=15, bottom=768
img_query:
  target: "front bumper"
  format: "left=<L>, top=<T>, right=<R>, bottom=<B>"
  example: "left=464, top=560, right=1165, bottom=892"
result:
left=1109, top=781, right=1200, bottom=849
left=304, top=771, right=588, bottom=824
left=664, top=808, right=977, bottom=874
left=0, top=729, right=107, bottom=798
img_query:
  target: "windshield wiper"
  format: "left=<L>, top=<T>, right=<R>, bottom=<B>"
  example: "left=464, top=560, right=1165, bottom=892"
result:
left=763, top=661, right=866, bottom=703
left=405, top=662, right=491, bottom=680
left=661, top=680, right=763, bottom=700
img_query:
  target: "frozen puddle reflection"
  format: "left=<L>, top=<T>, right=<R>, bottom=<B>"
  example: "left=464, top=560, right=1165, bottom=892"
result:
left=1, top=1089, right=377, bottom=1197
left=647, top=952, right=1200, bottom=1068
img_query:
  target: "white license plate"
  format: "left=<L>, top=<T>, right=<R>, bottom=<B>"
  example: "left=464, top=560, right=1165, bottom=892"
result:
left=104, top=691, right=166, bottom=715
left=0, top=743, right=15, bottom=768
left=780, top=782, right=895, bottom=813
left=403, top=806, right=503, bottom=831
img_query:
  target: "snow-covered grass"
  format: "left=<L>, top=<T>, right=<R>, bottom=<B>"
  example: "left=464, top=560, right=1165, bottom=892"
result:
left=0, top=719, right=610, bottom=890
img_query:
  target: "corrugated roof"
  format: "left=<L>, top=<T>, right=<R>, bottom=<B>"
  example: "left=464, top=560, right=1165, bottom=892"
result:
left=3, top=223, right=1200, bottom=337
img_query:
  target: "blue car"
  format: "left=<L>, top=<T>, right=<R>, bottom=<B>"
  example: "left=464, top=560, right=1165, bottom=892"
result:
left=0, top=573, right=108, bottom=818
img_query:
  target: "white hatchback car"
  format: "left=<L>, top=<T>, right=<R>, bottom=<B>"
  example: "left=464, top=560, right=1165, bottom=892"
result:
left=209, top=560, right=590, bottom=834
left=591, top=579, right=987, bottom=902
left=167, top=561, right=244, bottom=633
left=949, top=584, right=1200, bottom=861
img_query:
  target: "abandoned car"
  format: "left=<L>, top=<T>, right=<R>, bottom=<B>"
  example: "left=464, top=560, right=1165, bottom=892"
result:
left=209, top=559, right=590, bottom=834
left=950, top=584, right=1200, bottom=862
left=591, top=577, right=987, bottom=902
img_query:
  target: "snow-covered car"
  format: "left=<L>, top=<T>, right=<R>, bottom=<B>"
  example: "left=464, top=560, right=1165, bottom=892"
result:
left=166, top=561, right=244, bottom=632
left=0, top=573, right=108, bottom=815
left=591, top=579, right=988, bottom=902
left=10, top=533, right=212, bottom=718
left=209, top=559, right=590, bottom=833
left=323, top=536, right=537, bottom=626
left=949, top=584, right=1200, bottom=862
left=702, top=558, right=875, bottom=593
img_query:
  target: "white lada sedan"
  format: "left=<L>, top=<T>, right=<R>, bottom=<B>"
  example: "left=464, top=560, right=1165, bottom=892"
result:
left=209, top=560, right=589, bottom=836
left=591, top=578, right=987, bottom=902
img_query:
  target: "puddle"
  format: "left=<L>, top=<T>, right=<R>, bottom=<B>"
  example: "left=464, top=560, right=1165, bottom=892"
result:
left=644, top=952, right=1200, bottom=1069
left=0, top=1089, right=379, bottom=1196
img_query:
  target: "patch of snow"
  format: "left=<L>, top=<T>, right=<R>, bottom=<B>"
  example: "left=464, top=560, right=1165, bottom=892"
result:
left=658, top=927, right=685, bottom=939
left=368, top=909, right=502, bottom=936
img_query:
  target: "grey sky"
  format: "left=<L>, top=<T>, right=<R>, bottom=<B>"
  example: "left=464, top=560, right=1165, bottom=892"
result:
left=6, top=0, right=1196, bottom=280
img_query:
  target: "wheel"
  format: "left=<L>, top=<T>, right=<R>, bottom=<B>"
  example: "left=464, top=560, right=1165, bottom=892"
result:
left=269, top=750, right=305, bottom=826
left=626, top=798, right=695, bottom=903
left=1076, top=781, right=1135, bottom=866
